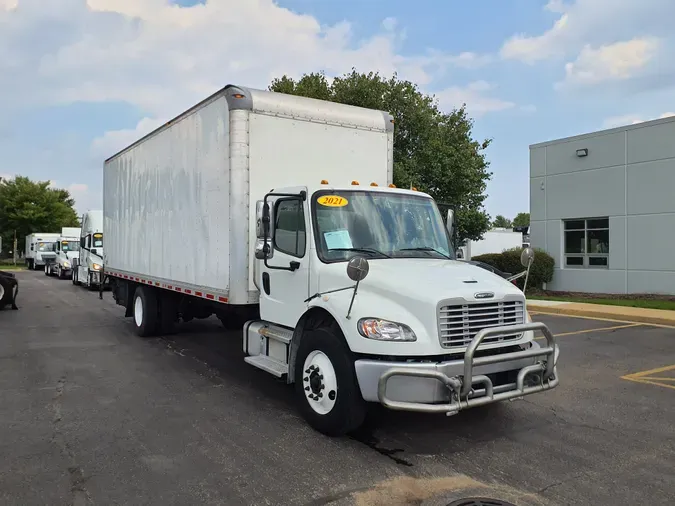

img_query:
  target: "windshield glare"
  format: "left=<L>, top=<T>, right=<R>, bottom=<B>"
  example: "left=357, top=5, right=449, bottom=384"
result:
left=312, top=190, right=454, bottom=262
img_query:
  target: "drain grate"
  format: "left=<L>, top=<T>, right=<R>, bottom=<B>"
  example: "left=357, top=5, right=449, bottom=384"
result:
left=447, top=499, right=517, bottom=506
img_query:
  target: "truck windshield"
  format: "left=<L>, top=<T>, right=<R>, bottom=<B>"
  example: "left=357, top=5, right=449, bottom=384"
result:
left=37, top=242, right=54, bottom=252
left=61, top=241, right=79, bottom=252
left=312, top=190, right=454, bottom=262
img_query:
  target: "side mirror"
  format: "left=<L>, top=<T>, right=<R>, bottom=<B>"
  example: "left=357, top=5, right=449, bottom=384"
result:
left=520, top=247, right=535, bottom=268
left=255, top=200, right=265, bottom=239
left=91, top=248, right=98, bottom=256
left=346, top=256, right=370, bottom=282
left=446, top=209, right=454, bottom=236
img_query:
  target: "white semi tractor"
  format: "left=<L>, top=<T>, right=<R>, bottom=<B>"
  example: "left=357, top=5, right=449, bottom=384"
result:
left=24, top=233, right=60, bottom=270
left=45, top=227, right=81, bottom=279
left=72, top=210, right=105, bottom=289
left=102, top=85, right=559, bottom=436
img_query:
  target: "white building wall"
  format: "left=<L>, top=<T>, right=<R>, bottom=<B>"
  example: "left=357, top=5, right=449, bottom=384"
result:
left=530, top=116, right=675, bottom=295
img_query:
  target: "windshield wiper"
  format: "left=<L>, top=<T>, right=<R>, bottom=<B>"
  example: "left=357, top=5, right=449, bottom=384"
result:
left=329, top=247, right=391, bottom=258
left=399, top=246, right=451, bottom=259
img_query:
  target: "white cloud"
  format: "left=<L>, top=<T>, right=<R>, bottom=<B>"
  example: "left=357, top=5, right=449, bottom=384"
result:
left=557, top=38, right=659, bottom=89
left=91, top=117, right=167, bottom=159
left=603, top=111, right=675, bottom=128
left=500, top=0, right=674, bottom=65
left=434, top=81, right=515, bottom=117
left=0, top=0, right=491, bottom=119
left=0, top=0, right=17, bottom=10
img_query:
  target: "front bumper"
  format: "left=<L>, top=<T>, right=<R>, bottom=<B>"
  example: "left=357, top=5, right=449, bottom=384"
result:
left=354, top=322, right=559, bottom=415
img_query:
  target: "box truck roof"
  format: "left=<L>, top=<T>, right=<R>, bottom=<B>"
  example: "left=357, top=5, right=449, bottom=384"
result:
left=105, top=84, right=394, bottom=163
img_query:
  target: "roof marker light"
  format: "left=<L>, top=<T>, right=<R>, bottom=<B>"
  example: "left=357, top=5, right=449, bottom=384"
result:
left=388, top=184, right=396, bottom=188
left=351, top=180, right=359, bottom=185
left=320, top=179, right=329, bottom=184
left=370, top=182, right=378, bottom=186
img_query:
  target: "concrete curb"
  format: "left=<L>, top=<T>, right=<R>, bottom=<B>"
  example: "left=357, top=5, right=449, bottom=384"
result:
left=527, top=302, right=675, bottom=327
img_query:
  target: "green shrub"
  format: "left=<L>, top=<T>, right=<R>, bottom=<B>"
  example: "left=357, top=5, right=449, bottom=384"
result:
left=472, top=247, right=555, bottom=292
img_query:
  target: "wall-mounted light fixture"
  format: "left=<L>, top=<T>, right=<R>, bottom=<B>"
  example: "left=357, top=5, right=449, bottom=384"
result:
left=576, top=148, right=588, bottom=157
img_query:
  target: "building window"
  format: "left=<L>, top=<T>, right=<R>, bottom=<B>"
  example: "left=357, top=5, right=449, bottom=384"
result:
left=274, top=198, right=306, bottom=258
left=564, top=218, right=609, bottom=268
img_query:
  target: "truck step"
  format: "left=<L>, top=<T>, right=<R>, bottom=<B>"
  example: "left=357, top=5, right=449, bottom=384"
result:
left=244, top=355, right=289, bottom=378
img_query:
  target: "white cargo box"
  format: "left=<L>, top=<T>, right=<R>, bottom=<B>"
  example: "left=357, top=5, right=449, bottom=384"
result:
left=103, top=84, right=394, bottom=304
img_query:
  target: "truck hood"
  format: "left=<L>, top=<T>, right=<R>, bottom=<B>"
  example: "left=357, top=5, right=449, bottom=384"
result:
left=319, top=258, right=523, bottom=306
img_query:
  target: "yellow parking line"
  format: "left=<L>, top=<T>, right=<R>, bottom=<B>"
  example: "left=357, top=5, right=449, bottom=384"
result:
left=531, top=311, right=675, bottom=329
left=621, top=376, right=675, bottom=391
left=621, top=364, right=675, bottom=391
left=623, top=363, right=675, bottom=378
left=534, top=323, right=642, bottom=340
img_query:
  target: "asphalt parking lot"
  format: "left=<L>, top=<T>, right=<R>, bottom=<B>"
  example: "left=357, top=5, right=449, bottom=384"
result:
left=1, top=271, right=674, bottom=506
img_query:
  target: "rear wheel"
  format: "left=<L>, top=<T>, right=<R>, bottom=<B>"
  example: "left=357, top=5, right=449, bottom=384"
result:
left=294, top=327, right=366, bottom=436
left=132, top=286, right=159, bottom=337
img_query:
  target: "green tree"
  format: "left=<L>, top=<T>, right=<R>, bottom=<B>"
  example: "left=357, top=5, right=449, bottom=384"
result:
left=268, top=69, right=493, bottom=243
left=492, top=215, right=512, bottom=228
left=0, top=176, right=80, bottom=255
left=512, top=212, right=530, bottom=228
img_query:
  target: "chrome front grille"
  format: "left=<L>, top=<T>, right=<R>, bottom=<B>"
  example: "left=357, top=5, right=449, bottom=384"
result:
left=438, top=300, right=525, bottom=348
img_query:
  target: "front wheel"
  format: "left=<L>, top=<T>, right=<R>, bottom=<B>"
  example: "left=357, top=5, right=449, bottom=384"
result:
left=44, top=264, right=50, bottom=276
left=294, top=327, right=366, bottom=437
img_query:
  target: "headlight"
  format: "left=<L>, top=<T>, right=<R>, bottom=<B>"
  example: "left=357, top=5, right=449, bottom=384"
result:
left=92, top=263, right=102, bottom=271
left=357, top=318, right=417, bottom=342
left=63, top=261, right=70, bottom=268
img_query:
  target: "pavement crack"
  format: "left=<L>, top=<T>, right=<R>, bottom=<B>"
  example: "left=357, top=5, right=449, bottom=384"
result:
left=48, top=374, right=94, bottom=505
left=537, top=471, right=587, bottom=495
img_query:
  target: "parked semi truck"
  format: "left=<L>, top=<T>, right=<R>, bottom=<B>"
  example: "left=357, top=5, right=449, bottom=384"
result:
left=72, top=210, right=105, bottom=289
left=102, top=85, right=559, bottom=436
left=45, top=227, right=81, bottom=279
left=25, top=233, right=60, bottom=270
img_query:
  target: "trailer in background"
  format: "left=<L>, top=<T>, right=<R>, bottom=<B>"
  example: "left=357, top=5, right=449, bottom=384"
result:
left=459, top=228, right=524, bottom=260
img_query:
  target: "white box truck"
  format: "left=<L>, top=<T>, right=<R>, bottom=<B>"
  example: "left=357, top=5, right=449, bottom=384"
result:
left=25, top=233, right=60, bottom=270
left=45, top=227, right=81, bottom=279
left=102, top=85, right=559, bottom=436
left=72, top=210, right=105, bottom=289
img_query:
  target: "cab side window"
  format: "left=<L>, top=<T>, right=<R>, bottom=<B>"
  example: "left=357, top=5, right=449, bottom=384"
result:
left=274, top=199, right=306, bottom=258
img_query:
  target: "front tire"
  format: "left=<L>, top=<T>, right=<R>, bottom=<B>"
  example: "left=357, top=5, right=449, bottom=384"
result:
left=132, top=286, right=159, bottom=337
left=294, top=327, right=366, bottom=437
left=44, top=264, right=50, bottom=276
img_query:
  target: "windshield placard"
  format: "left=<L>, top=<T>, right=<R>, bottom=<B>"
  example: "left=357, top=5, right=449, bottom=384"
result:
left=317, top=195, right=348, bottom=207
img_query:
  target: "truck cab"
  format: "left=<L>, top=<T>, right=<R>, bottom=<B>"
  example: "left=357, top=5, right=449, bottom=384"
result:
left=45, top=228, right=81, bottom=279
left=245, top=181, right=559, bottom=435
left=72, top=211, right=105, bottom=289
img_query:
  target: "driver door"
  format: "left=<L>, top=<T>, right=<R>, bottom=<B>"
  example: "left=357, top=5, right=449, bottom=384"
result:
left=259, top=192, right=311, bottom=328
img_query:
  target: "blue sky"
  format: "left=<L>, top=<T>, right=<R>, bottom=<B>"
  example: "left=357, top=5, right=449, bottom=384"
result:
left=2, top=0, right=674, bottom=220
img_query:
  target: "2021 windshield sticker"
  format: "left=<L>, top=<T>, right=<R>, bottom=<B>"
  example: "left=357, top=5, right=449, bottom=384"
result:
left=317, top=195, right=348, bottom=207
